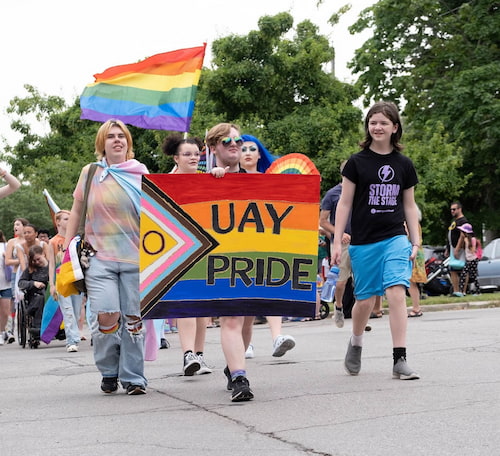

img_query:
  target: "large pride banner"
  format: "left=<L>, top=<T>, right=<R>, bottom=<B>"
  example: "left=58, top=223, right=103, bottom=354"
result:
left=140, top=173, right=320, bottom=319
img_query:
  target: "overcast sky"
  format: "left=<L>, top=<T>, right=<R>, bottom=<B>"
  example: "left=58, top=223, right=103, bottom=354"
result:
left=0, top=0, right=374, bottom=146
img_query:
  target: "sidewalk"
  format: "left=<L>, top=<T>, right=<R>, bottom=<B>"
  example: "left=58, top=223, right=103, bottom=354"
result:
left=1, top=306, right=499, bottom=456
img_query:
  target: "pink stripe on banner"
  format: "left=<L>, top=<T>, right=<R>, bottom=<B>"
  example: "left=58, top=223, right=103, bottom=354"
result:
left=141, top=199, right=196, bottom=291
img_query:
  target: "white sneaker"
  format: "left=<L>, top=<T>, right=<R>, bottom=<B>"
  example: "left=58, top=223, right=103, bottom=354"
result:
left=272, top=335, right=296, bottom=357
left=6, top=331, right=15, bottom=344
left=183, top=351, right=201, bottom=376
left=67, top=344, right=79, bottom=353
left=245, top=344, right=255, bottom=359
left=196, top=354, right=213, bottom=375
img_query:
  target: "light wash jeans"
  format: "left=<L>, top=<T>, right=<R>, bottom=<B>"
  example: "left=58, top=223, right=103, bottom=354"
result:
left=58, top=294, right=82, bottom=346
left=85, top=257, right=147, bottom=389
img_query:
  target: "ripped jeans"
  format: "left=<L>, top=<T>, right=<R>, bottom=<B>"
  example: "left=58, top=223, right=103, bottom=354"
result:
left=85, top=257, right=147, bottom=389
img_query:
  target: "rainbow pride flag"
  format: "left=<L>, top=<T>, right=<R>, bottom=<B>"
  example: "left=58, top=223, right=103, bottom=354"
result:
left=80, top=44, right=206, bottom=132
left=40, top=296, right=63, bottom=344
left=140, top=173, right=320, bottom=319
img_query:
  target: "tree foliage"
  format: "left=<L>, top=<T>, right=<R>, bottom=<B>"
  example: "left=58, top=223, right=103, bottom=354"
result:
left=1, top=8, right=494, bottom=245
left=202, top=12, right=362, bottom=192
left=348, top=0, right=500, bottom=238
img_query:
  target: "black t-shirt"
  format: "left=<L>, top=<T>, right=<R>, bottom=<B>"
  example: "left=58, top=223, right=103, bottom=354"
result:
left=448, top=215, right=468, bottom=248
left=342, top=148, right=418, bottom=245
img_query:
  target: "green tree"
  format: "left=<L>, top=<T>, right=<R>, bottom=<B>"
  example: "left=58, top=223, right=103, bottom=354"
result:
left=201, top=12, right=363, bottom=191
left=348, top=0, right=500, bottom=238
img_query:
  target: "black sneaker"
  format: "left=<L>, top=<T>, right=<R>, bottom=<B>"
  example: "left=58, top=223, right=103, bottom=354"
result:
left=231, top=376, right=254, bottom=402
left=223, top=366, right=233, bottom=390
left=160, top=338, right=170, bottom=349
left=126, top=384, right=146, bottom=395
left=101, top=376, right=118, bottom=394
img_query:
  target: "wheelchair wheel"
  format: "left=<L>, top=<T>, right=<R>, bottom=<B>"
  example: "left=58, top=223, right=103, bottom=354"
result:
left=17, top=301, right=27, bottom=349
left=319, top=301, right=330, bottom=319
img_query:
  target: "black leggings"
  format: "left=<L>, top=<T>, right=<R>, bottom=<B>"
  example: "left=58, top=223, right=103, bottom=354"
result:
left=459, top=259, right=479, bottom=293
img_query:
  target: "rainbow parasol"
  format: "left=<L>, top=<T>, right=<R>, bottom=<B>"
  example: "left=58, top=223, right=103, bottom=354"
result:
left=265, top=153, right=319, bottom=175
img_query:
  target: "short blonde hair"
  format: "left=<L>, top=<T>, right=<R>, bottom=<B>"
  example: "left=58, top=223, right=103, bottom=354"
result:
left=55, top=210, right=71, bottom=222
left=206, top=123, right=240, bottom=149
left=94, top=119, right=134, bottom=160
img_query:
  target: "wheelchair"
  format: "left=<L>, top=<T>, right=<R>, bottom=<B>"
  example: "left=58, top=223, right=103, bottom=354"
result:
left=16, top=295, right=43, bottom=349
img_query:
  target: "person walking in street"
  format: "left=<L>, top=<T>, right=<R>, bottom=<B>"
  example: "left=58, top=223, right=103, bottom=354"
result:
left=64, top=119, right=148, bottom=395
left=206, top=123, right=255, bottom=402
left=48, top=210, right=83, bottom=352
left=320, top=160, right=352, bottom=328
left=240, top=134, right=295, bottom=358
left=331, top=101, right=420, bottom=381
left=161, top=133, right=215, bottom=376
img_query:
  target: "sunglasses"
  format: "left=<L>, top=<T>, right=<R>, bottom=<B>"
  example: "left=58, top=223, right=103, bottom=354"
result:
left=220, top=136, right=243, bottom=147
left=242, top=145, right=258, bottom=153
left=450, top=208, right=457, bottom=212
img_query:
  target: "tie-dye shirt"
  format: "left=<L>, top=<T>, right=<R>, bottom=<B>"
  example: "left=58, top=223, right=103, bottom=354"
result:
left=73, top=160, right=148, bottom=264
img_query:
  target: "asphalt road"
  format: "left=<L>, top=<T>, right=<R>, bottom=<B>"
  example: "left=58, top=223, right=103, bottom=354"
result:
left=1, top=306, right=499, bottom=456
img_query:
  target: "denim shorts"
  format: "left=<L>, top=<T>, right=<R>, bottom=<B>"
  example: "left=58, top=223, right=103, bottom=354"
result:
left=349, top=235, right=412, bottom=300
left=0, top=287, right=13, bottom=299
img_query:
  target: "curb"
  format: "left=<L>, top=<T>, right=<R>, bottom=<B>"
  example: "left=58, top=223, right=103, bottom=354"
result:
left=418, top=300, right=500, bottom=313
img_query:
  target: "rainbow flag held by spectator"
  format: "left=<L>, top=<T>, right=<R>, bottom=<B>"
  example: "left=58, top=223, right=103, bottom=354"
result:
left=80, top=44, right=206, bottom=132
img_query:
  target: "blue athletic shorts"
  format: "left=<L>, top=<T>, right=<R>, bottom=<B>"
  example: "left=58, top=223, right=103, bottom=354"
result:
left=349, top=235, right=412, bottom=300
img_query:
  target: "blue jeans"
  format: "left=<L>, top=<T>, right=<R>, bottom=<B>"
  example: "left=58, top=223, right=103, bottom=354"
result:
left=58, top=294, right=82, bottom=346
left=85, top=257, right=146, bottom=388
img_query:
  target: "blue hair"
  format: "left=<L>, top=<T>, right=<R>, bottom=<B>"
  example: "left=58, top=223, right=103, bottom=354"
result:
left=241, top=134, right=278, bottom=173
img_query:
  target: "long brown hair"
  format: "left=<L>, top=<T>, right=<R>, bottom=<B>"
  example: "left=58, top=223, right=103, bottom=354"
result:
left=359, top=101, right=404, bottom=152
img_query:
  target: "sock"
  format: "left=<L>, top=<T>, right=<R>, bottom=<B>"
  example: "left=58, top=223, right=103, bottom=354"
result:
left=335, top=306, right=343, bottom=311
left=351, top=334, right=363, bottom=347
left=99, top=322, right=119, bottom=334
left=231, top=369, right=246, bottom=381
left=196, top=352, right=203, bottom=356
left=184, top=350, right=193, bottom=356
left=393, top=347, right=406, bottom=364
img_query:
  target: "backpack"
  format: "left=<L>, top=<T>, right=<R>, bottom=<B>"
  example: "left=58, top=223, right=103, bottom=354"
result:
left=476, top=239, right=483, bottom=260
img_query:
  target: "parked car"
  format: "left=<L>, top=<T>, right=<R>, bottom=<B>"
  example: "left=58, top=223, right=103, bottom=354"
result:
left=478, top=238, right=500, bottom=292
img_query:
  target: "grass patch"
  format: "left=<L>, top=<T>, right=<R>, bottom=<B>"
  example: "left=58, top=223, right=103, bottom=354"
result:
left=407, top=292, right=500, bottom=306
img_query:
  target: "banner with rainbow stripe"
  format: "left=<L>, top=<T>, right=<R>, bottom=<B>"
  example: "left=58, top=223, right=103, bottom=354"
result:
left=80, top=44, right=206, bottom=132
left=140, top=173, right=320, bottom=319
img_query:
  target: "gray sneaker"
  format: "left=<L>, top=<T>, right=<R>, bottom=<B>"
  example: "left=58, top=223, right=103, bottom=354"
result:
left=333, top=308, right=345, bottom=328
left=393, top=357, right=420, bottom=380
left=344, top=339, right=362, bottom=375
